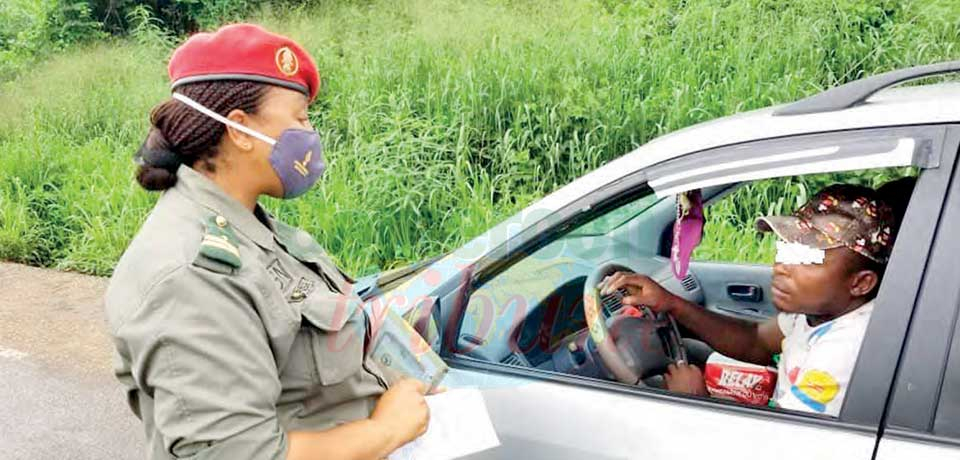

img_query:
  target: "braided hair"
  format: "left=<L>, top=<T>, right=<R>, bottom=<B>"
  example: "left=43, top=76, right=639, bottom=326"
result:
left=136, top=81, right=270, bottom=191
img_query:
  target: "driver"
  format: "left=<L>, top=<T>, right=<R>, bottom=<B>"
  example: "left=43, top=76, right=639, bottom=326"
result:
left=601, top=184, right=896, bottom=416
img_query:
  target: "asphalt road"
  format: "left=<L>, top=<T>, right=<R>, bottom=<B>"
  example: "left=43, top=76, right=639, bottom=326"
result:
left=0, top=263, right=144, bottom=459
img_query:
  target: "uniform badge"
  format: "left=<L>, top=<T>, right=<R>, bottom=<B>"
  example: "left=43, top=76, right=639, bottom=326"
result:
left=275, top=47, right=299, bottom=76
left=267, top=259, right=293, bottom=291
left=288, top=277, right=316, bottom=302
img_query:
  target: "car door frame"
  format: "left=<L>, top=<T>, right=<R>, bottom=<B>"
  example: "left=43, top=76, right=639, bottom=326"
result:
left=874, top=125, right=960, bottom=456
left=429, top=124, right=956, bottom=444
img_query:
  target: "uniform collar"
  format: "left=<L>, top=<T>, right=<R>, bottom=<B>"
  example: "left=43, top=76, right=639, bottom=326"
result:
left=173, top=165, right=276, bottom=249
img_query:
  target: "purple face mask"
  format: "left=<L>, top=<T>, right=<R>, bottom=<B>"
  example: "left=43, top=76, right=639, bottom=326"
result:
left=173, top=92, right=325, bottom=199
left=266, top=128, right=325, bottom=198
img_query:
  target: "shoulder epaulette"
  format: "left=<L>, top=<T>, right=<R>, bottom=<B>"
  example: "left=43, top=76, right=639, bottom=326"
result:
left=193, top=214, right=242, bottom=274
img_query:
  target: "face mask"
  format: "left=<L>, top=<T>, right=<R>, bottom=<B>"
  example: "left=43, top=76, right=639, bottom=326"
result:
left=775, top=240, right=825, bottom=265
left=172, top=92, right=325, bottom=199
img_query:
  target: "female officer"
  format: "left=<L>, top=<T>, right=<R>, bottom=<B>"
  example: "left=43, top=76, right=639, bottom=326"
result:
left=104, top=24, right=428, bottom=460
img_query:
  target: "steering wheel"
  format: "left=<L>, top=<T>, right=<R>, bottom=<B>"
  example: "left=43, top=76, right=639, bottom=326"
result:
left=582, top=263, right=687, bottom=386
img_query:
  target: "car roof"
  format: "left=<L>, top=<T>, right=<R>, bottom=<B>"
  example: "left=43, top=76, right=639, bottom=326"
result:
left=456, top=79, right=960, bottom=261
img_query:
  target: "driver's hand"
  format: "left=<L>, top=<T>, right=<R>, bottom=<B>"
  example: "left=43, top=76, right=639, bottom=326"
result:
left=665, top=363, right=708, bottom=396
left=600, top=272, right=680, bottom=314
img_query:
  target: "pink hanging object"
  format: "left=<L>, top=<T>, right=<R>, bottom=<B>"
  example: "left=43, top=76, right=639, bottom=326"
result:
left=671, top=190, right=704, bottom=280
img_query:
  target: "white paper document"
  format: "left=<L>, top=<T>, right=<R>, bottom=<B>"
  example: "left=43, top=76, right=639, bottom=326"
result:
left=388, top=388, right=500, bottom=460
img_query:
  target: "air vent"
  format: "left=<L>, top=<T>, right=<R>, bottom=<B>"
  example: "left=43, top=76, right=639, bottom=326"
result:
left=500, top=353, right=528, bottom=367
left=681, top=275, right=699, bottom=292
left=600, top=288, right=629, bottom=312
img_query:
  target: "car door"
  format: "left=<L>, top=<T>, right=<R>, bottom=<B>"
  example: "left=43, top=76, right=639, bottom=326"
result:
left=425, top=125, right=955, bottom=459
left=689, top=262, right=776, bottom=322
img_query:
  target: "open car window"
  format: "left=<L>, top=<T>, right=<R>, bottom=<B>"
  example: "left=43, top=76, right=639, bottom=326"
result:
left=693, top=168, right=917, bottom=264
left=457, top=165, right=923, bottom=420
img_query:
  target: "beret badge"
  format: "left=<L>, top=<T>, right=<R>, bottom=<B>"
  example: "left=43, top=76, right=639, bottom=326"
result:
left=275, top=47, right=299, bottom=76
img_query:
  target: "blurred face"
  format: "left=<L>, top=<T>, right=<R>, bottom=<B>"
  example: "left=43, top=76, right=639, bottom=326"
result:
left=223, top=86, right=314, bottom=198
left=770, top=246, right=878, bottom=318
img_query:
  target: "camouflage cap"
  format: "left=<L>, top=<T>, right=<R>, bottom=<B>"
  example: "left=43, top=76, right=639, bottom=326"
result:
left=756, top=184, right=896, bottom=263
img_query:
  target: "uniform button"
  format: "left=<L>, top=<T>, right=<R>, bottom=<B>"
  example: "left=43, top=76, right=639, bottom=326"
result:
left=215, top=215, right=228, bottom=228
left=290, top=291, right=306, bottom=301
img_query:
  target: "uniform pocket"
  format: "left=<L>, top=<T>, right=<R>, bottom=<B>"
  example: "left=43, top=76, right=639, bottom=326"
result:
left=298, top=292, right=367, bottom=386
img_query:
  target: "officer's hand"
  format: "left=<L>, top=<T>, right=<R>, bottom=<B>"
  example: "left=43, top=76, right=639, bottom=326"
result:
left=372, top=378, right=430, bottom=446
left=665, top=363, right=709, bottom=396
left=600, top=272, right=680, bottom=314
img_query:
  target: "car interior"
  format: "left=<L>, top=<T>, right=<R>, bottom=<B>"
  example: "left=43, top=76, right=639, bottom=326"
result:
left=455, top=169, right=917, bottom=393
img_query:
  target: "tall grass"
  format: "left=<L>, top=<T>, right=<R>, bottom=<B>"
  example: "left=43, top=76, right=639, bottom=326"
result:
left=1, top=0, right=958, bottom=276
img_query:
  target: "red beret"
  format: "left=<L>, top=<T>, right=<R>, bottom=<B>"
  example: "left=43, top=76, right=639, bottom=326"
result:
left=168, top=24, right=320, bottom=101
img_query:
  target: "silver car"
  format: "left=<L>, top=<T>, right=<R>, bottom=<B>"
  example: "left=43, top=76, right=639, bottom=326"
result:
left=359, top=61, right=960, bottom=459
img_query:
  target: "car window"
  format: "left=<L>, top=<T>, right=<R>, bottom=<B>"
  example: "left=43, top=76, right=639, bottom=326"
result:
left=458, top=187, right=667, bottom=367
left=681, top=168, right=917, bottom=416
left=694, top=168, right=916, bottom=264
left=456, top=165, right=920, bottom=421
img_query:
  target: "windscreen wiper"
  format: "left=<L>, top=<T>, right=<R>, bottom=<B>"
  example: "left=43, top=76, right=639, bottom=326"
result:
left=359, top=252, right=449, bottom=299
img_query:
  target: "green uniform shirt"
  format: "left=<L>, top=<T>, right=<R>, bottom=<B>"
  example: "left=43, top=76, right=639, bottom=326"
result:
left=105, top=165, right=389, bottom=459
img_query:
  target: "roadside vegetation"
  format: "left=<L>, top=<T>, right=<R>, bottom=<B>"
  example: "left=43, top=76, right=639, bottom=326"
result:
left=0, top=0, right=956, bottom=276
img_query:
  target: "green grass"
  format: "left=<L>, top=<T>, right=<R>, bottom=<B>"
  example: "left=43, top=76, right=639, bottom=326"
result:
left=1, top=0, right=958, bottom=276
